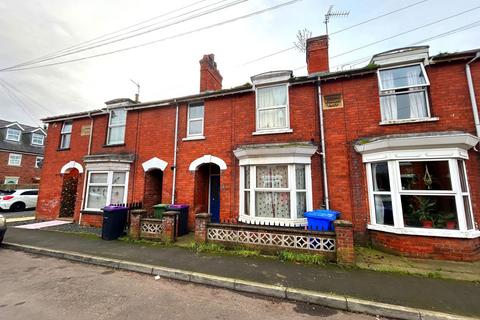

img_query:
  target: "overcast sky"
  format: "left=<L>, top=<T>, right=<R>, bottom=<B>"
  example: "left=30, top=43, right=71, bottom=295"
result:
left=0, top=0, right=479, bottom=126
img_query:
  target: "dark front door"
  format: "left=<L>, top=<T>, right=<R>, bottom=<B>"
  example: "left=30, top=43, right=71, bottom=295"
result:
left=209, top=175, right=220, bottom=223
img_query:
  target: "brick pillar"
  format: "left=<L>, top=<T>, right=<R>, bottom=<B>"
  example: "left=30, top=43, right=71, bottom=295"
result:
left=195, top=213, right=211, bottom=243
left=129, top=209, right=146, bottom=240
left=334, top=220, right=355, bottom=265
left=162, top=211, right=179, bottom=243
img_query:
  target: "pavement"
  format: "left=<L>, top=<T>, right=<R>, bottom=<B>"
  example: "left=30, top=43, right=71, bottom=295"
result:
left=3, top=227, right=480, bottom=319
left=0, top=250, right=378, bottom=320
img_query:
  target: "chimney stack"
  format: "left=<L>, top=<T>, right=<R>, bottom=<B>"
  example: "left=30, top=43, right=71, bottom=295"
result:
left=199, top=54, right=223, bottom=92
left=306, top=35, right=329, bottom=74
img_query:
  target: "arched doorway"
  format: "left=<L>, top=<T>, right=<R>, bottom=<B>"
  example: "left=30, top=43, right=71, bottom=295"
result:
left=59, top=168, right=79, bottom=218
left=194, top=163, right=221, bottom=223
left=143, top=169, right=164, bottom=216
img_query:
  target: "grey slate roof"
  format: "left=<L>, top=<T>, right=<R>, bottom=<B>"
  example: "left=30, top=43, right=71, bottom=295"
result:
left=40, top=47, right=480, bottom=124
left=0, top=119, right=46, bottom=155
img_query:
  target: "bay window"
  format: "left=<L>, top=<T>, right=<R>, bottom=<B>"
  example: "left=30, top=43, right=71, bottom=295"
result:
left=107, top=108, right=127, bottom=145
left=255, top=84, right=290, bottom=133
left=240, top=163, right=312, bottom=226
left=85, top=171, right=128, bottom=210
left=235, top=143, right=317, bottom=226
left=367, top=159, right=475, bottom=235
left=378, top=64, right=431, bottom=122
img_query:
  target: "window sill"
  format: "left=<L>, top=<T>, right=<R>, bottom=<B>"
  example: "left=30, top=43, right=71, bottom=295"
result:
left=379, top=117, right=439, bottom=126
left=182, top=136, right=205, bottom=141
left=57, top=148, right=71, bottom=151
left=7, top=164, right=21, bottom=167
left=239, top=214, right=306, bottom=227
left=367, top=224, right=480, bottom=239
left=103, top=143, right=125, bottom=148
left=252, top=128, right=293, bottom=136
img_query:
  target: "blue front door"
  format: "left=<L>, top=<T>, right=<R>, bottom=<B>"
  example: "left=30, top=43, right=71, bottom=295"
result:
left=209, top=175, right=220, bottom=223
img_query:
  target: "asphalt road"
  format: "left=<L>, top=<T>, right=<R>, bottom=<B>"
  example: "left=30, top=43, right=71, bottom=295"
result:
left=1, top=209, right=35, bottom=219
left=0, top=250, right=381, bottom=320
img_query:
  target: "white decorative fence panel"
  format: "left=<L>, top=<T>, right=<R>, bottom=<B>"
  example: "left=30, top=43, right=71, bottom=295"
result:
left=207, top=227, right=335, bottom=252
left=140, top=219, right=164, bottom=239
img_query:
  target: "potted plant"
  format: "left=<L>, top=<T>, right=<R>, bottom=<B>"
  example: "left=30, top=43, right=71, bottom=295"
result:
left=410, top=196, right=436, bottom=228
left=437, top=213, right=457, bottom=229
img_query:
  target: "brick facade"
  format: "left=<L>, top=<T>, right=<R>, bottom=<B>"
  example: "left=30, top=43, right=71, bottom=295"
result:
left=36, top=38, right=480, bottom=261
left=0, top=120, right=45, bottom=186
left=0, top=151, right=42, bottom=185
left=370, top=231, right=480, bottom=261
left=320, top=57, right=480, bottom=259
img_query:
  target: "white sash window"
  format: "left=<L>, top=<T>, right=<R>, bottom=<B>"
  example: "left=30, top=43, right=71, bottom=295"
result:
left=378, top=64, right=431, bottom=122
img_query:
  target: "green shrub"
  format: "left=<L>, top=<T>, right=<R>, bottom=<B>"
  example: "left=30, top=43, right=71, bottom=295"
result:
left=277, top=251, right=326, bottom=265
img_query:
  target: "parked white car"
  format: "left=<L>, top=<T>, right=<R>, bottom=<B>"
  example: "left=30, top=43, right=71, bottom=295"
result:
left=0, top=189, right=38, bottom=211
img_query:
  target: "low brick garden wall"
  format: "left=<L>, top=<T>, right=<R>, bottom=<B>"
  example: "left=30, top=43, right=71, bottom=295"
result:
left=129, top=209, right=178, bottom=243
left=195, top=213, right=355, bottom=265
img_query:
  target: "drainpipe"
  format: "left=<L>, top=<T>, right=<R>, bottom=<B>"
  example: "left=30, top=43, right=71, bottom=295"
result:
left=317, top=78, right=330, bottom=210
left=171, top=99, right=179, bottom=204
left=466, top=52, right=480, bottom=138
left=79, top=112, right=94, bottom=225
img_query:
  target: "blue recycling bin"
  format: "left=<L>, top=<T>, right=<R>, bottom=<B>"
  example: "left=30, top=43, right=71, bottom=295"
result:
left=101, top=205, right=128, bottom=240
left=304, top=210, right=340, bottom=231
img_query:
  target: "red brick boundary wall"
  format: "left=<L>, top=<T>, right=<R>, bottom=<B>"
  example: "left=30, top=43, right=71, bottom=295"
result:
left=370, top=230, right=480, bottom=261
left=129, top=210, right=178, bottom=243
left=195, top=214, right=357, bottom=265
left=195, top=213, right=211, bottom=243
left=334, top=220, right=355, bottom=265
left=129, top=209, right=145, bottom=240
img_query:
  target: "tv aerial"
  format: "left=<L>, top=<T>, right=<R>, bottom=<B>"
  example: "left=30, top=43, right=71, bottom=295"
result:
left=324, top=5, right=350, bottom=36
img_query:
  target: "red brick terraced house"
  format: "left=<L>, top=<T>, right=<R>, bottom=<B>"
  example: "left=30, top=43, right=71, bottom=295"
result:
left=37, top=35, right=480, bottom=261
left=0, top=119, right=46, bottom=186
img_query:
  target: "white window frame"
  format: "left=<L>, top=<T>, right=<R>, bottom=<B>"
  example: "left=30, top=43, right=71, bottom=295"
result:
left=6, top=128, right=21, bottom=142
left=366, top=156, right=478, bottom=238
left=254, top=83, right=291, bottom=134
left=4, top=176, right=19, bottom=184
left=377, top=63, right=432, bottom=123
left=31, top=133, right=45, bottom=146
left=60, top=121, right=72, bottom=149
left=239, top=163, right=312, bottom=227
left=8, top=153, right=22, bottom=166
left=35, top=156, right=43, bottom=168
left=186, top=102, right=204, bottom=138
left=84, top=170, right=129, bottom=211
left=106, top=108, right=127, bottom=145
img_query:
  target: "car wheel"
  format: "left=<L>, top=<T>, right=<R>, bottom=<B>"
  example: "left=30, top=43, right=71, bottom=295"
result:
left=11, top=202, right=26, bottom=212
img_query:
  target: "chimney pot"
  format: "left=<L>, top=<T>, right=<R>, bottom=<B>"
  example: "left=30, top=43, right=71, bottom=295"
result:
left=199, top=54, right=223, bottom=92
left=306, top=35, right=329, bottom=74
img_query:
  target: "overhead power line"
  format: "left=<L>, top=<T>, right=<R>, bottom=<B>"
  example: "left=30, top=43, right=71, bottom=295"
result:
left=241, top=0, right=429, bottom=65
left=329, top=0, right=428, bottom=36
left=292, top=19, right=480, bottom=72
left=1, top=0, right=246, bottom=71
left=330, top=5, right=480, bottom=59
left=1, top=0, right=303, bottom=72
left=27, top=0, right=211, bottom=62
left=0, top=79, right=55, bottom=114
left=330, top=19, right=480, bottom=70
left=0, top=80, right=42, bottom=126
